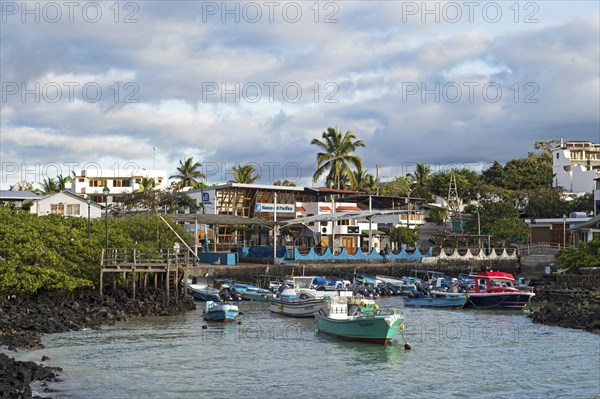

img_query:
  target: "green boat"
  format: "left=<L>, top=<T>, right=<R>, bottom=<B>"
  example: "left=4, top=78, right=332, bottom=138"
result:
left=314, top=297, right=405, bottom=345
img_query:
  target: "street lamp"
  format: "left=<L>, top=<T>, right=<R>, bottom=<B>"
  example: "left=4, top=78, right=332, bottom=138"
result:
left=562, top=215, right=567, bottom=248
left=103, top=186, right=110, bottom=255
left=86, top=195, right=92, bottom=239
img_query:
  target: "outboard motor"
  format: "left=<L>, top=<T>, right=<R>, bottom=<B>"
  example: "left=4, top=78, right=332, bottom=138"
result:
left=218, top=287, right=232, bottom=301
left=229, top=287, right=242, bottom=301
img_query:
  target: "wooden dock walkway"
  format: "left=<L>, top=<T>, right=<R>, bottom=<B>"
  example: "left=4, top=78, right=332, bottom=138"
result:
left=100, top=248, right=190, bottom=304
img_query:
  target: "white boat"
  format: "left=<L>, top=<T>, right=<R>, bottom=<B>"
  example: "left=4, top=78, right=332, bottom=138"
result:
left=270, top=276, right=352, bottom=317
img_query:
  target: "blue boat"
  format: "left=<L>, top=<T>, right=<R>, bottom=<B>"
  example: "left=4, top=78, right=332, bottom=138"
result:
left=403, top=292, right=467, bottom=309
left=187, top=280, right=221, bottom=302
left=226, top=283, right=273, bottom=302
left=203, top=301, right=239, bottom=322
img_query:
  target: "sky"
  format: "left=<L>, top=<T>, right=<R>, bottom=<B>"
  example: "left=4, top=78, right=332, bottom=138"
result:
left=1, top=0, right=599, bottom=189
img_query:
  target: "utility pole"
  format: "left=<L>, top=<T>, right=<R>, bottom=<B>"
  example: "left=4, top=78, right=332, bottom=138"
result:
left=375, top=164, right=382, bottom=195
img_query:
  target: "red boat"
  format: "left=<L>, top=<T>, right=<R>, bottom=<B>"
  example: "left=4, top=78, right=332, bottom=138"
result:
left=464, top=271, right=535, bottom=309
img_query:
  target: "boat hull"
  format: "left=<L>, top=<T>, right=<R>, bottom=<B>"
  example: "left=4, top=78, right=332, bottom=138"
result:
left=464, top=292, right=534, bottom=309
left=191, top=290, right=221, bottom=302
left=270, top=298, right=325, bottom=317
left=314, top=313, right=405, bottom=344
left=403, top=294, right=467, bottom=309
left=239, top=291, right=273, bottom=302
left=203, top=302, right=239, bottom=322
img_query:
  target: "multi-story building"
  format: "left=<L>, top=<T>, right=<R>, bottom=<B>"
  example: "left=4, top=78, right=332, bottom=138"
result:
left=552, top=139, right=600, bottom=193
left=595, top=177, right=600, bottom=216
left=71, top=168, right=168, bottom=203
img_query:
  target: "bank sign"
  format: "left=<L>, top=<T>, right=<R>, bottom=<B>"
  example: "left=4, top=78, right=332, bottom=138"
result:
left=255, top=203, right=295, bottom=213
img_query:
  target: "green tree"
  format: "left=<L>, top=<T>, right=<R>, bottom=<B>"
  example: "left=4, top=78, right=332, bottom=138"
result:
left=428, top=168, right=480, bottom=202
left=274, top=179, right=297, bottom=187
left=380, top=176, right=412, bottom=197
left=170, top=157, right=206, bottom=189
left=556, top=236, right=600, bottom=271
left=0, top=208, right=192, bottom=297
left=56, top=174, right=72, bottom=191
left=311, top=127, right=365, bottom=189
left=488, top=217, right=530, bottom=247
left=138, top=177, right=156, bottom=192
left=427, top=207, right=446, bottom=224
left=482, top=148, right=553, bottom=191
left=523, top=188, right=569, bottom=218
left=407, top=162, right=432, bottom=199
left=566, top=193, right=594, bottom=215
left=39, top=177, right=59, bottom=194
left=9, top=180, right=35, bottom=192
left=231, top=164, right=260, bottom=184
left=351, top=167, right=378, bottom=194
left=389, top=226, right=419, bottom=248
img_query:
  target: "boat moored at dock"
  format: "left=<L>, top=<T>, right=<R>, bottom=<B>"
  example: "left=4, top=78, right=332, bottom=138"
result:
left=403, top=291, right=467, bottom=309
left=464, top=271, right=535, bottom=309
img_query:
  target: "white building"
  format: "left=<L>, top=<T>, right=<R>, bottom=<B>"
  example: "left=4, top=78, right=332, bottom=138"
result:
left=296, top=201, right=367, bottom=252
left=30, top=191, right=103, bottom=218
left=71, top=168, right=168, bottom=203
left=552, top=139, right=600, bottom=193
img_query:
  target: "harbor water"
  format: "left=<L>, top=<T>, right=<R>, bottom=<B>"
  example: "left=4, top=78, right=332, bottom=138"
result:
left=14, top=297, right=600, bottom=398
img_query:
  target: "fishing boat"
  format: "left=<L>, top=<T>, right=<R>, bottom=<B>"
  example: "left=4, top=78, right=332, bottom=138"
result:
left=203, top=301, right=239, bottom=322
left=314, top=297, right=405, bottom=345
left=376, top=275, right=417, bottom=296
left=464, top=271, right=535, bottom=309
left=403, top=291, right=467, bottom=309
left=187, top=279, right=221, bottom=302
left=270, top=276, right=352, bottom=317
left=226, top=283, right=273, bottom=302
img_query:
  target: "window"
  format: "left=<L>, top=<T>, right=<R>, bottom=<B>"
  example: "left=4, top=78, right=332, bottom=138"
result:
left=50, top=203, right=64, bottom=215
left=556, top=153, right=559, bottom=159
left=89, top=179, right=107, bottom=187
left=66, top=204, right=80, bottom=216
left=78, top=178, right=84, bottom=182
left=113, top=179, right=131, bottom=187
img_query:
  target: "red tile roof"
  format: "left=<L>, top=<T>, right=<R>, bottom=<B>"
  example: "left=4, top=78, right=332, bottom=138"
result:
left=336, top=206, right=362, bottom=211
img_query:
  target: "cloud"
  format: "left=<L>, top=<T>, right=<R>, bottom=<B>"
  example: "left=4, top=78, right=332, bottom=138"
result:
left=1, top=2, right=599, bottom=189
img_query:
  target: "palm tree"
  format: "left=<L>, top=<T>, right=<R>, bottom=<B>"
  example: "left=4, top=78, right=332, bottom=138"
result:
left=351, top=167, right=379, bottom=194
left=311, top=127, right=365, bottom=189
left=138, top=177, right=156, bottom=192
left=39, top=177, right=58, bottom=194
left=170, top=157, right=206, bottom=189
left=56, top=174, right=72, bottom=191
left=231, top=164, right=260, bottom=184
left=407, top=162, right=432, bottom=199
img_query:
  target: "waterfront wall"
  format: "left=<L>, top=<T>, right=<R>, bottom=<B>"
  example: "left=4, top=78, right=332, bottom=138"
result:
left=233, top=246, right=517, bottom=264
left=187, top=259, right=521, bottom=283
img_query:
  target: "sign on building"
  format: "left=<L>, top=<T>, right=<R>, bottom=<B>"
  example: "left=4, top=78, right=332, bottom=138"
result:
left=255, top=203, right=295, bottom=213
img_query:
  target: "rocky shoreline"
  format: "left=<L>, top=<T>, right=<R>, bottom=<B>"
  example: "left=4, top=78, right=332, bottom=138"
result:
left=0, top=288, right=196, bottom=398
left=529, top=272, right=600, bottom=332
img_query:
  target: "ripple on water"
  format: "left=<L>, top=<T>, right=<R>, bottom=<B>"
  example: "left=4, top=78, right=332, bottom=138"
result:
left=34, top=298, right=600, bottom=398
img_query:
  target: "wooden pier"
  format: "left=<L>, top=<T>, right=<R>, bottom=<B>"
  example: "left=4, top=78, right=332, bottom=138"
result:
left=100, top=248, right=190, bottom=304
